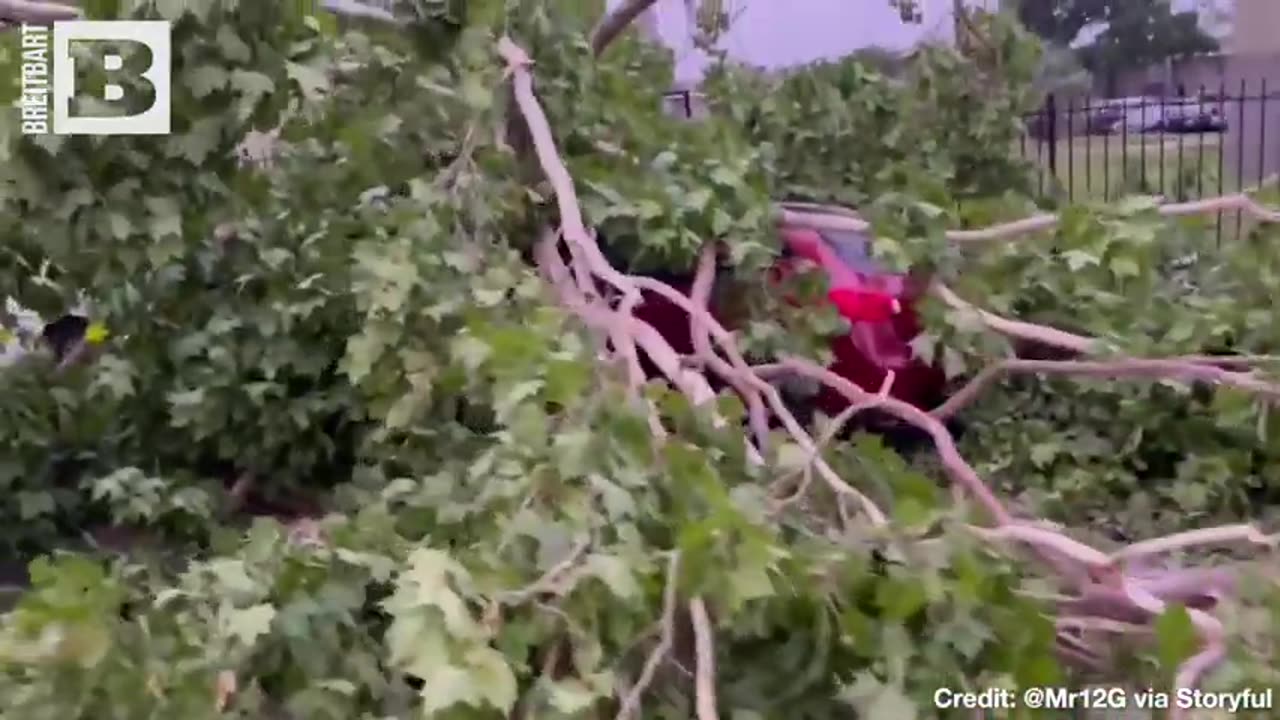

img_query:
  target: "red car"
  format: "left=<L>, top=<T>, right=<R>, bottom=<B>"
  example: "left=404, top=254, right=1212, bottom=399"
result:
left=630, top=224, right=947, bottom=427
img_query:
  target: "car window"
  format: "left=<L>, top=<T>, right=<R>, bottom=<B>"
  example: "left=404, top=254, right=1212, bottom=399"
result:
left=819, top=228, right=883, bottom=274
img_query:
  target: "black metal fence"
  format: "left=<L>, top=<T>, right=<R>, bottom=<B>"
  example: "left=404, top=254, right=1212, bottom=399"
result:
left=661, top=83, right=1280, bottom=241
left=1021, top=82, right=1280, bottom=242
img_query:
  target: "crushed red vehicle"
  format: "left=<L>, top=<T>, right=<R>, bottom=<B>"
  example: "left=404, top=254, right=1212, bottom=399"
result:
left=638, top=91, right=947, bottom=429
left=629, top=223, right=948, bottom=427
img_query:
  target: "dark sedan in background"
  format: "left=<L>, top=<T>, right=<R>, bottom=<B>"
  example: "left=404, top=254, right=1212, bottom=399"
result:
left=1083, top=97, right=1228, bottom=135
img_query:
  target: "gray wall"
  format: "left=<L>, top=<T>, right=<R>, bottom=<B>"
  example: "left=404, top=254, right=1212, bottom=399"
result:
left=1222, top=54, right=1280, bottom=186
left=1233, top=0, right=1280, bottom=56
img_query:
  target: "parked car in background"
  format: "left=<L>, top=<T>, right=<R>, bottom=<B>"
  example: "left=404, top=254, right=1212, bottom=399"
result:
left=1161, top=101, right=1228, bottom=133
left=1086, top=97, right=1166, bottom=135
left=1085, top=105, right=1125, bottom=135
left=1086, top=96, right=1227, bottom=135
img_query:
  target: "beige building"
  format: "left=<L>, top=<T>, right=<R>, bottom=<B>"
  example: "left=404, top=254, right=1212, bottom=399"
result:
left=1231, top=0, right=1280, bottom=55
left=1225, top=0, right=1280, bottom=185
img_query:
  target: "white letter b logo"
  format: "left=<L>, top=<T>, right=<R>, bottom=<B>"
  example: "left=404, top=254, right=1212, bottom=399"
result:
left=52, top=21, right=171, bottom=135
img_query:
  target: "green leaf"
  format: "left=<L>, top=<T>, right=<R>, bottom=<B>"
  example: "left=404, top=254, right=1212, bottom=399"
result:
left=451, top=335, right=491, bottom=371
left=186, top=65, right=229, bottom=98
left=205, top=560, right=263, bottom=598
left=145, top=196, right=183, bottom=239
left=866, top=684, right=918, bottom=720
left=286, top=61, right=329, bottom=102
left=223, top=603, right=276, bottom=646
left=216, top=25, right=253, bottom=63
left=230, top=70, right=275, bottom=101
left=17, top=491, right=55, bottom=519
left=548, top=678, right=599, bottom=714
left=106, top=212, right=133, bottom=240
left=386, top=548, right=479, bottom=640
left=839, top=673, right=918, bottom=720
left=154, top=0, right=190, bottom=19
left=463, top=645, right=518, bottom=713
left=460, top=75, right=492, bottom=110
left=1062, top=249, right=1099, bottom=271
left=727, top=559, right=774, bottom=604
left=166, top=117, right=222, bottom=165
left=1154, top=604, right=1198, bottom=672
left=582, top=554, right=639, bottom=599
left=1109, top=255, right=1141, bottom=278
left=875, top=575, right=927, bottom=621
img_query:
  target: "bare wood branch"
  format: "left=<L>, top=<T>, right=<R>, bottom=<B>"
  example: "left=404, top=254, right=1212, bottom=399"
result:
left=500, top=537, right=592, bottom=605
left=320, top=0, right=401, bottom=23
left=1111, top=525, right=1278, bottom=564
left=933, top=357, right=1280, bottom=421
left=590, top=0, right=662, bottom=56
left=688, top=597, right=718, bottom=720
left=690, top=243, right=770, bottom=450
left=931, top=283, right=1098, bottom=355
left=0, top=0, right=79, bottom=23
left=615, top=552, right=681, bottom=720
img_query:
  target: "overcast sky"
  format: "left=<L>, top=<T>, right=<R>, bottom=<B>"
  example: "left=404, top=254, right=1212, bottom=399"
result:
left=624, top=0, right=1233, bottom=85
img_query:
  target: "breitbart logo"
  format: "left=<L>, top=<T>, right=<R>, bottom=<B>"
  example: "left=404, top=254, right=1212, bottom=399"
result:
left=17, top=20, right=170, bottom=135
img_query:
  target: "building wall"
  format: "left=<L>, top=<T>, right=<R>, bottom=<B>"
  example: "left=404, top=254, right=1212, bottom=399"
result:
left=1231, top=0, right=1280, bottom=55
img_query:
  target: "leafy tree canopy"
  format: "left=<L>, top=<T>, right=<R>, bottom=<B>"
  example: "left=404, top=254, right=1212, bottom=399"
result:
left=1014, top=0, right=1218, bottom=84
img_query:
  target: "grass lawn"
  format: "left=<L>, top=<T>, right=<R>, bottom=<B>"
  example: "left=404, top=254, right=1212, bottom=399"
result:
left=1021, top=132, right=1231, bottom=202
left=1020, top=132, right=1280, bottom=243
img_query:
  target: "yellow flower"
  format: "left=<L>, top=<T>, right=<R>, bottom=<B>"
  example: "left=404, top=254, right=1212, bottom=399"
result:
left=84, top=322, right=110, bottom=345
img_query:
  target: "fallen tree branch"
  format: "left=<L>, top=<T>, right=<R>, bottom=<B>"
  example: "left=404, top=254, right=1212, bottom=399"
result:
left=932, top=283, right=1098, bottom=355
left=1110, top=524, right=1278, bottom=564
left=590, top=0, right=662, bottom=56
left=505, top=36, right=886, bottom=515
left=496, top=31, right=1268, bottom=707
left=690, top=243, right=770, bottom=451
left=932, top=357, right=1280, bottom=421
left=320, top=0, right=401, bottom=23
left=756, top=358, right=1013, bottom=525
left=615, top=552, right=681, bottom=720
left=771, top=371, right=895, bottom=511
left=500, top=537, right=592, bottom=605
left=0, top=0, right=79, bottom=24
left=688, top=597, right=719, bottom=720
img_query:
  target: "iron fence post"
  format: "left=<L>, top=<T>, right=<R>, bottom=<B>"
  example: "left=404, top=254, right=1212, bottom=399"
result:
left=1046, top=93, right=1059, bottom=180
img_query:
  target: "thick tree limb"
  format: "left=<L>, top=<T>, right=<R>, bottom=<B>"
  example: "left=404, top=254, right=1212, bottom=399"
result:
left=932, top=357, right=1280, bottom=421
left=932, top=283, right=1099, bottom=354
left=504, top=36, right=890, bottom=518
left=689, top=243, right=770, bottom=450
left=320, top=0, right=400, bottom=23
left=688, top=597, right=718, bottom=720
left=0, top=0, right=79, bottom=24
left=590, top=0, right=662, bottom=56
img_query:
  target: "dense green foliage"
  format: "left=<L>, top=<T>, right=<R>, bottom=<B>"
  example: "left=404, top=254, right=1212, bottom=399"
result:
left=0, top=1, right=1278, bottom=718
